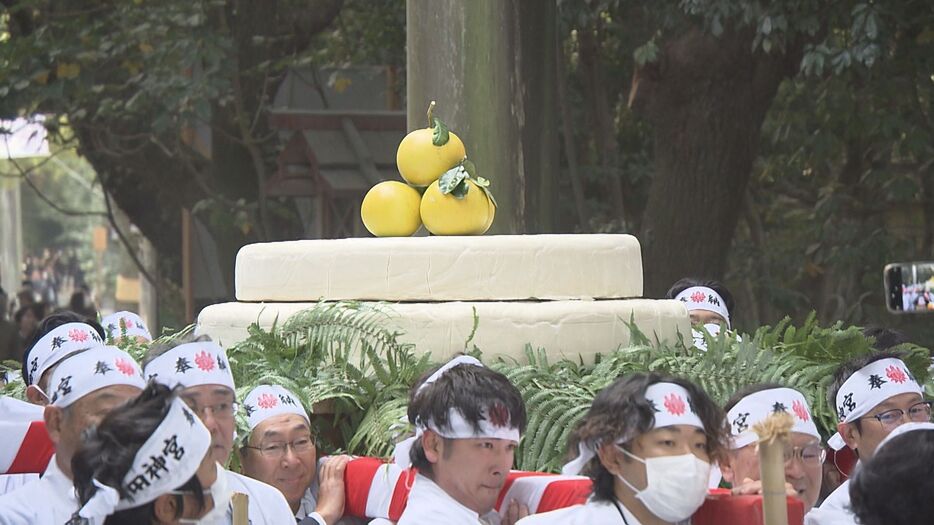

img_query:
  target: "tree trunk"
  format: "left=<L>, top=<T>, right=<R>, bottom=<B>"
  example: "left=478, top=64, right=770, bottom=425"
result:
left=555, top=35, right=587, bottom=229
left=579, top=26, right=626, bottom=227
left=632, top=27, right=802, bottom=297
left=406, top=0, right=558, bottom=234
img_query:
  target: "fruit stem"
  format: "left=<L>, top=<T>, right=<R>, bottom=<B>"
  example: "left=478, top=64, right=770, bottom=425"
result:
left=427, top=100, right=436, bottom=128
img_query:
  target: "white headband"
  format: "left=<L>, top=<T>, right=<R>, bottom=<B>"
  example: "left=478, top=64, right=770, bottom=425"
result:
left=143, top=341, right=235, bottom=392
left=828, top=358, right=923, bottom=450
left=48, top=346, right=146, bottom=408
left=562, top=382, right=705, bottom=475
left=26, top=322, right=104, bottom=386
left=102, top=311, right=153, bottom=342
left=77, top=397, right=212, bottom=519
left=727, top=388, right=820, bottom=449
left=675, top=286, right=731, bottom=328
left=877, top=422, right=934, bottom=451
left=243, top=385, right=309, bottom=431
left=393, top=355, right=520, bottom=468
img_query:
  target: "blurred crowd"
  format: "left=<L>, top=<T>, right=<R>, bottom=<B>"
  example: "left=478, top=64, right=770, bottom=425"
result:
left=0, top=250, right=97, bottom=364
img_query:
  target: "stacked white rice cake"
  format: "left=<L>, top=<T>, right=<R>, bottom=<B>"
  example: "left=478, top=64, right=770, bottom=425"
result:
left=197, top=234, right=690, bottom=363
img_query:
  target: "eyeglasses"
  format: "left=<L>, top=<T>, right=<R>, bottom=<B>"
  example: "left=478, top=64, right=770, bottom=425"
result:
left=184, top=400, right=239, bottom=422
left=783, top=444, right=826, bottom=466
left=860, top=401, right=933, bottom=431
left=243, top=436, right=314, bottom=459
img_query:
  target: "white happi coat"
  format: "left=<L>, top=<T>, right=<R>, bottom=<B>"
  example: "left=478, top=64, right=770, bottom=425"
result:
left=805, top=480, right=855, bottom=525
left=0, top=455, right=78, bottom=525
left=226, top=470, right=296, bottom=524
left=396, top=474, right=501, bottom=525
left=516, top=499, right=638, bottom=525
left=0, top=396, right=43, bottom=497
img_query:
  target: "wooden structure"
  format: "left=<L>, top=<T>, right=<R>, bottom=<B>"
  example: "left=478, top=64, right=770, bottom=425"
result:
left=267, top=110, right=405, bottom=238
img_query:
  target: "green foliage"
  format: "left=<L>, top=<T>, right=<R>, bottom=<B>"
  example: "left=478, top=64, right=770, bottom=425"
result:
left=492, top=315, right=933, bottom=472
left=228, top=302, right=433, bottom=456
left=0, top=360, right=26, bottom=399
left=226, top=305, right=933, bottom=473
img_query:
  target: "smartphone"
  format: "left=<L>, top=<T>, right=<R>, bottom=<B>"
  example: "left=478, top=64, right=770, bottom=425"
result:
left=885, top=262, right=934, bottom=313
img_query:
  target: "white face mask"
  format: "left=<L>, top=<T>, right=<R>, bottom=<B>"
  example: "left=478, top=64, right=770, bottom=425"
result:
left=616, top=447, right=710, bottom=522
left=179, top=462, right=231, bottom=525
left=691, top=323, right=722, bottom=352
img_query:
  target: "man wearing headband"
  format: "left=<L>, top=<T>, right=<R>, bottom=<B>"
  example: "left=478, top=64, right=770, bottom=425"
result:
left=239, top=384, right=356, bottom=524
left=102, top=310, right=154, bottom=344
left=19, top=311, right=106, bottom=405
left=394, top=356, right=527, bottom=525
left=848, top=422, right=934, bottom=525
left=0, top=345, right=146, bottom=523
left=69, top=382, right=223, bottom=524
left=666, top=278, right=734, bottom=328
left=143, top=335, right=294, bottom=524
left=805, top=352, right=930, bottom=525
left=519, top=373, right=727, bottom=525
left=666, top=278, right=736, bottom=351
left=721, top=384, right=824, bottom=511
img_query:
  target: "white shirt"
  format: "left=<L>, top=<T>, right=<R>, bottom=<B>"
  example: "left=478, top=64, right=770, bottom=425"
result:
left=397, top=474, right=501, bottom=525
left=226, top=470, right=296, bottom=525
left=0, top=474, right=38, bottom=498
left=805, top=479, right=855, bottom=525
left=516, top=499, right=636, bottom=525
left=0, top=455, right=78, bottom=525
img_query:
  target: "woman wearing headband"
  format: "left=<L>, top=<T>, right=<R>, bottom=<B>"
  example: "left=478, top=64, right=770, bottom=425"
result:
left=518, top=373, right=728, bottom=525
left=68, top=383, right=228, bottom=525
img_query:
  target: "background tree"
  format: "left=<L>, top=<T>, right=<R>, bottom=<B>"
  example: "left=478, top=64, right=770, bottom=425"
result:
left=1, top=0, right=344, bottom=290
left=552, top=0, right=934, bottom=341
left=2, top=0, right=931, bottom=343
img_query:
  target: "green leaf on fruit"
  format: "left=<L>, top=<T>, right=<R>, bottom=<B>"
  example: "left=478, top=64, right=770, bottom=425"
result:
left=474, top=176, right=490, bottom=188
left=479, top=185, right=497, bottom=207
left=450, top=180, right=470, bottom=200
left=439, top=165, right=467, bottom=195
left=431, top=117, right=450, bottom=146
left=461, top=158, right=477, bottom=178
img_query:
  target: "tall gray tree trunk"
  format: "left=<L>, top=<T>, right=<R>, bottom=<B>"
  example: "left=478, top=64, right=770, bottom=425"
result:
left=406, top=0, right=558, bottom=233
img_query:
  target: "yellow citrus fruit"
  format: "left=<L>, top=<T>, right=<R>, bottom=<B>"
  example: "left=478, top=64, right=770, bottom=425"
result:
left=396, top=128, right=466, bottom=186
left=361, top=181, right=423, bottom=237
left=420, top=179, right=495, bottom=236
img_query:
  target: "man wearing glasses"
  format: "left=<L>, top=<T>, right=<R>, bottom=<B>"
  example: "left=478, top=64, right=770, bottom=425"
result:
left=720, top=385, right=825, bottom=511
left=806, top=352, right=930, bottom=525
left=238, top=384, right=357, bottom=524
left=144, top=336, right=294, bottom=524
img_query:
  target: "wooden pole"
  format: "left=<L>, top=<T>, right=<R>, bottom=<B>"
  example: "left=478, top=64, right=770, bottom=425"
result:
left=753, top=412, right=794, bottom=525
left=231, top=492, right=249, bottom=525
left=181, top=208, right=193, bottom=324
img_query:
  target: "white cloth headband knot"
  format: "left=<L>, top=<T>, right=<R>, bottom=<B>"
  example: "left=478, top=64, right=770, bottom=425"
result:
left=675, top=286, right=731, bottom=328
left=562, top=382, right=705, bottom=475
left=27, top=322, right=104, bottom=386
left=76, top=397, right=212, bottom=519
left=143, top=341, right=235, bottom=392
left=828, top=357, right=923, bottom=450
left=243, top=385, right=309, bottom=431
left=102, top=311, right=153, bottom=342
left=48, top=346, right=146, bottom=408
left=727, top=387, right=820, bottom=449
